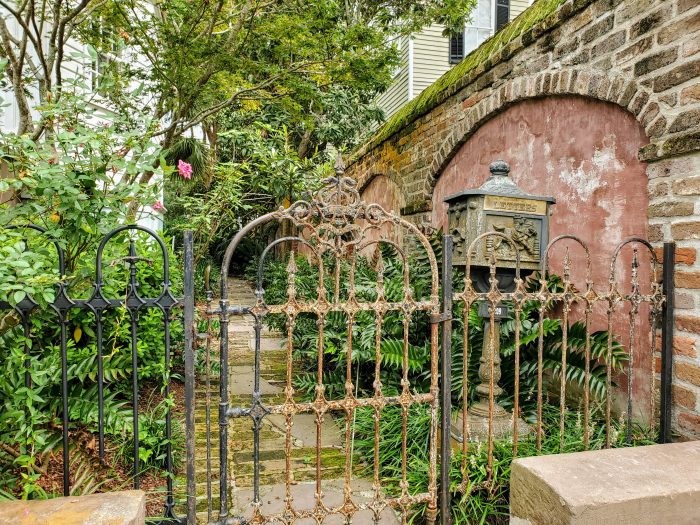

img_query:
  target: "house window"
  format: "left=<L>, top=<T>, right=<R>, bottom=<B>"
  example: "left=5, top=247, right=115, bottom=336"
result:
left=449, top=32, right=465, bottom=64
left=496, top=0, right=510, bottom=30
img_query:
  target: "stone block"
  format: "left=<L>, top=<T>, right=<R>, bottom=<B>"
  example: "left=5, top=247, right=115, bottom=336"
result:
left=510, top=441, right=700, bottom=525
left=673, top=383, right=698, bottom=409
left=658, top=10, right=700, bottom=45
left=647, top=200, right=694, bottom=217
left=581, top=15, right=614, bottom=44
left=669, top=109, right=700, bottom=133
left=678, top=411, right=700, bottom=434
left=591, top=30, right=626, bottom=58
left=653, top=58, right=700, bottom=92
left=629, top=7, right=669, bottom=39
left=634, top=48, right=678, bottom=77
left=0, top=491, right=146, bottom=525
left=653, top=246, right=697, bottom=265
left=616, top=36, right=653, bottom=64
left=672, top=222, right=700, bottom=240
left=681, top=84, right=700, bottom=105
left=676, top=361, right=700, bottom=385
left=673, top=176, right=700, bottom=195
left=677, top=314, right=700, bottom=334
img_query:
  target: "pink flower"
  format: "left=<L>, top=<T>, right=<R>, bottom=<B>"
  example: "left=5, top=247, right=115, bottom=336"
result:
left=152, top=200, right=166, bottom=212
left=178, top=159, right=193, bottom=180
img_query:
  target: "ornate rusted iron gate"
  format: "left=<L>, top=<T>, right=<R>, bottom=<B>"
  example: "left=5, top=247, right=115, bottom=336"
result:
left=183, top=173, right=675, bottom=525
left=186, top=174, right=442, bottom=524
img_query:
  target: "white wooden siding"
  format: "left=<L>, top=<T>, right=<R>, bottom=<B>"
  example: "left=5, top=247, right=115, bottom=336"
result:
left=375, top=37, right=410, bottom=119
left=510, top=0, right=531, bottom=20
left=412, top=25, right=452, bottom=98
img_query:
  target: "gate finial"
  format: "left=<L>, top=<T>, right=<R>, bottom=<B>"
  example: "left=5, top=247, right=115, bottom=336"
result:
left=334, top=151, right=346, bottom=176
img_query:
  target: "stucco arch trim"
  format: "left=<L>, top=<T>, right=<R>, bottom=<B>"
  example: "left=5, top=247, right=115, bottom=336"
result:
left=428, top=69, right=657, bottom=195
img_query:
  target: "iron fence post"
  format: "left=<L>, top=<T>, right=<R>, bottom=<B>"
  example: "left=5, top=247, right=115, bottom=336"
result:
left=183, top=231, right=196, bottom=523
left=660, top=242, right=675, bottom=444
left=440, top=235, right=453, bottom=525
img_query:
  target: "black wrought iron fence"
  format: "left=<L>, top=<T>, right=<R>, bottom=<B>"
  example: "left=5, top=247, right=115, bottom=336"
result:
left=0, top=224, right=183, bottom=524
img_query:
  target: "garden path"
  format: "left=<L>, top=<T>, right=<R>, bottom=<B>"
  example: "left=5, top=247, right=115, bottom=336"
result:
left=182, top=278, right=399, bottom=524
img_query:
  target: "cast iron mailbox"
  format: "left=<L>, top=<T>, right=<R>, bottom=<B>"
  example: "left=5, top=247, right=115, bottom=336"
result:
left=444, top=160, right=555, bottom=292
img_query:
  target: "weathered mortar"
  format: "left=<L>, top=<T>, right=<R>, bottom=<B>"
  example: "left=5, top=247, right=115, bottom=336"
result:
left=348, top=0, right=700, bottom=439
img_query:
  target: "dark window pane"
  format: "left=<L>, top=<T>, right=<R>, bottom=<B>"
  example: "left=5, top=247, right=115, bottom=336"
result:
left=449, top=32, right=465, bottom=64
left=496, top=0, right=510, bottom=30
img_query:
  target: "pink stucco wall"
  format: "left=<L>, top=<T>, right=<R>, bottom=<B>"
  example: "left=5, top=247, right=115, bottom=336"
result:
left=433, top=96, right=653, bottom=418
left=358, top=174, right=407, bottom=255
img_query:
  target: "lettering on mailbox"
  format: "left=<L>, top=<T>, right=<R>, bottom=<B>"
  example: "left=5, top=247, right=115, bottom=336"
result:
left=484, top=195, right=547, bottom=216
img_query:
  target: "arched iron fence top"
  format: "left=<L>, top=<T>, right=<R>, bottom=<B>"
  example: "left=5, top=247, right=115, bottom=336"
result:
left=220, top=174, right=441, bottom=306
left=543, top=234, right=592, bottom=283
left=255, top=236, right=323, bottom=290
left=463, top=230, right=523, bottom=284
left=95, top=224, right=171, bottom=286
left=609, top=236, right=661, bottom=278
left=6, top=223, right=66, bottom=275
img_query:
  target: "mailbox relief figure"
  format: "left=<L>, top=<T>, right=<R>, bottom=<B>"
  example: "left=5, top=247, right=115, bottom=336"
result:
left=445, top=160, right=555, bottom=442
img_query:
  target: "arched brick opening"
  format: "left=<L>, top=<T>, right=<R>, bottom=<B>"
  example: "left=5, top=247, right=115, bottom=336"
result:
left=433, top=94, right=654, bottom=419
left=358, top=174, right=408, bottom=253
left=359, top=173, right=406, bottom=216
left=428, top=70, right=654, bottom=197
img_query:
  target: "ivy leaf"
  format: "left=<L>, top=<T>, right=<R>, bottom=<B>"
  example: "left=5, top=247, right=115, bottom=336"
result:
left=13, top=290, right=26, bottom=304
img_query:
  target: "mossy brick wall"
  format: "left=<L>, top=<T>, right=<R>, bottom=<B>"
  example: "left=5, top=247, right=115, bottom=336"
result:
left=346, top=0, right=700, bottom=440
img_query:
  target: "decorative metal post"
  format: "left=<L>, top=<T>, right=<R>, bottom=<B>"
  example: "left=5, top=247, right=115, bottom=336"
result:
left=445, top=160, right=555, bottom=442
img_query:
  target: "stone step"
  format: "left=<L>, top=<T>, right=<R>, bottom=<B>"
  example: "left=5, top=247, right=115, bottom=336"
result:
left=177, top=465, right=351, bottom=514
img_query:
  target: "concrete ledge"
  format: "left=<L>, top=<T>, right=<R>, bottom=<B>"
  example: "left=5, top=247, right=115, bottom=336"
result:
left=510, top=441, right=700, bottom=525
left=0, top=490, right=146, bottom=525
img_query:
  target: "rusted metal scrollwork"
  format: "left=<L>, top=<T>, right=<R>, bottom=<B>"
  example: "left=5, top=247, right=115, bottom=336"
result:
left=446, top=231, right=667, bottom=507
left=206, top=170, right=442, bottom=525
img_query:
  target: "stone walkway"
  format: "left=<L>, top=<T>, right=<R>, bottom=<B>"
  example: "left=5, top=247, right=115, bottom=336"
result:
left=180, top=279, right=399, bottom=524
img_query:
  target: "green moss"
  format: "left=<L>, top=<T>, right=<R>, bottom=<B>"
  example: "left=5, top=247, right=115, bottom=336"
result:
left=364, top=0, right=570, bottom=151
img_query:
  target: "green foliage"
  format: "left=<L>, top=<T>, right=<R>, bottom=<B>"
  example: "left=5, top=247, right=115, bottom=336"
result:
left=0, top=87, right=183, bottom=498
left=351, top=403, right=656, bottom=524
left=164, top=125, right=330, bottom=269
left=115, top=397, right=185, bottom=475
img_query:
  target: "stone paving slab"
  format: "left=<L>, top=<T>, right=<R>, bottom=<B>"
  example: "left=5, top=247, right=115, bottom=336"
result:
left=0, top=490, right=146, bottom=525
left=266, top=413, right=344, bottom=448
left=232, top=479, right=401, bottom=524
left=230, top=367, right=284, bottom=396
left=511, top=441, right=700, bottom=525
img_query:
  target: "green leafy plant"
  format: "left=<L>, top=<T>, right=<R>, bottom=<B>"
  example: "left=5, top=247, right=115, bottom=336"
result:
left=115, top=397, right=185, bottom=475
left=352, top=403, right=656, bottom=524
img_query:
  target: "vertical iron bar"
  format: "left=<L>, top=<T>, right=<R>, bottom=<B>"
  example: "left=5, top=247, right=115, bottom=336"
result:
left=131, top=315, right=140, bottom=487
left=183, top=231, right=196, bottom=523
left=440, top=235, right=453, bottom=525
left=660, top=242, right=675, bottom=444
left=205, top=289, right=213, bottom=523
left=163, top=308, right=175, bottom=516
left=60, top=310, right=70, bottom=496
left=219, top=296, right=230, bottom=519
left=252, top=311, right=263, bottom=506
left=96, top=310, right=105, bottom=461
left=23, top=317, right=31, bottom=389
left=626, top=250, right=640, bottom=445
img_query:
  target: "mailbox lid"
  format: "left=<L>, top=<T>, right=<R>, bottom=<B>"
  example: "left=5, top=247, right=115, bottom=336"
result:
left=444, top=160, right=556, bottom=205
